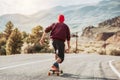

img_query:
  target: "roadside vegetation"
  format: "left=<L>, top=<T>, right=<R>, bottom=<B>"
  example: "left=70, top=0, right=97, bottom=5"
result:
left=0, top=18, right=120, bottom=56
left=0, top=21, right=53, bottom=55
left=74, top=39, right=120, bottom=56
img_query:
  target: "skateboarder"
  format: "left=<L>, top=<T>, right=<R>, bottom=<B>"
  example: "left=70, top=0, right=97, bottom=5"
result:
left=40, top=14, right=71, bottom=71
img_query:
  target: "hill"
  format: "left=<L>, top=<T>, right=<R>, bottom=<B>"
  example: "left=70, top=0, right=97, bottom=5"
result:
left=81, top=16, right=120, bottom=41
left=0, top=0, right=120, bottom=32
left=80, top=16, right=120, bottom=55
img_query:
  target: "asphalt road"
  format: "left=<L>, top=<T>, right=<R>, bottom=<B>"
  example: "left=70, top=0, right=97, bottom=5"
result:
left=0, top=53, right=120, bottom=80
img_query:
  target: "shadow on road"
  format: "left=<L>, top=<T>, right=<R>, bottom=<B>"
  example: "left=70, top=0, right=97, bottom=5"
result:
left=61, top=73, right=117, bottom=80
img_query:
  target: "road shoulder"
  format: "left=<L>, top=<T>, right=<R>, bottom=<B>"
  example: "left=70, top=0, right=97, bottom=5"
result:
left=109, top=60, right=120, bottom=79
left=113, top=61, right=120, bottom=73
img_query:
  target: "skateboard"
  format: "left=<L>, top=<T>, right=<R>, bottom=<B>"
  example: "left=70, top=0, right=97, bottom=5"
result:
left=48, top=69, right=63, bottom=76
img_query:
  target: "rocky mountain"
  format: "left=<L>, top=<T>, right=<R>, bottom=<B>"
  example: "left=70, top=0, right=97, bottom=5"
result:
left=98, top=16, right=120, bottom=27
left=81, top=16, right=120, bottom=41
left=0, top=0, right=120, bottom=33
left=96, top=32, right=115, bottom=41
left=107, top=31, right=120, bottom=43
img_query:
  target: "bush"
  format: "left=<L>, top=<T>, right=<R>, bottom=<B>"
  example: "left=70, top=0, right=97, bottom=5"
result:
left=98, top=49, right=106, bottom=55
left=33, top=44, right=42, bottom=53
left=0, top=48, right=6, bottom=55
left=25, top=46, right=34, bottom=53
left=108, top=49, right=120, bottom=56
left=0, top=37, right=6, bottom=46
left=23, top=43, right=53, bottom=53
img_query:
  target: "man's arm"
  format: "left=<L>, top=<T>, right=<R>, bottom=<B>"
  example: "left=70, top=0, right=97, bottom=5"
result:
left=66, top=26, right=71, bottom=53
left=67, top=40, right=70, bottom=49
left=39, top=31, right=46, bottom=45
left=66, top=40, right=70, bottom=53
left=39, top=23, right=54, bottom=45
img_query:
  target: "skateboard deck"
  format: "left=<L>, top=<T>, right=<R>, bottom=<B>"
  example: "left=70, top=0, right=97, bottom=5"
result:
left=48, top=69, right=63, bottom=76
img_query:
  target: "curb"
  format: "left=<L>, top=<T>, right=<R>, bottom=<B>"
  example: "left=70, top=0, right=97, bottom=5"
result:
left=109, top=60, right=120, bottom=79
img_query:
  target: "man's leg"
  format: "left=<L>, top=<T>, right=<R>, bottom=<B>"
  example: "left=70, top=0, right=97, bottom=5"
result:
left=55, top=50, right=59, bottom=60
left=52, top=40, right=65, bottom=70
left=57, top=40, right=65, bottom=64
left=52, top=40, right=58, bottom=60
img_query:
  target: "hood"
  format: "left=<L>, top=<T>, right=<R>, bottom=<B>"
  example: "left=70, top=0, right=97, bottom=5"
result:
left=58, top=14, right=65, bottom=23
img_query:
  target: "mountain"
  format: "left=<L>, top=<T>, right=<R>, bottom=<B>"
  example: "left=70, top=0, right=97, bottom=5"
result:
left=81, top=16, right=120, bottom=41
left=0, top=0, right=120, bottom=33
left=107, top=31, right=120, bottom=43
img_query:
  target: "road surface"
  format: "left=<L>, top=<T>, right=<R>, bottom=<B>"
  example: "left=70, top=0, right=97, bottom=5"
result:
left=0, top=53, right=120, bottom=80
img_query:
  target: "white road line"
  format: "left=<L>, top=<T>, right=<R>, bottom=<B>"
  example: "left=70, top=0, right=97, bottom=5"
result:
left=109, top=60, right=120, bottom=79
left=0, top=59, right=53, bottom=71
left=0, top=55, right=79, bottom=71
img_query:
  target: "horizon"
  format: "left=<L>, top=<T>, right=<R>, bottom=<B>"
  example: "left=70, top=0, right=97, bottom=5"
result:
left=0, top=0, right=102, bottom=16
left=0, top=0, right=119, bottom=33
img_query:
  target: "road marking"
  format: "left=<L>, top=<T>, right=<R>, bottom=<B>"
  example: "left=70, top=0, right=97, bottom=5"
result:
left=0, top=55, right=81, bottom=71
left=109, top=60, right=120, bottom=79
left=0, top=59, right=53, bottom=71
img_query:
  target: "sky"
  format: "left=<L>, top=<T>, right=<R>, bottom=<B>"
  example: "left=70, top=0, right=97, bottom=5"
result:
left=0, top=0, right=102, bottom=16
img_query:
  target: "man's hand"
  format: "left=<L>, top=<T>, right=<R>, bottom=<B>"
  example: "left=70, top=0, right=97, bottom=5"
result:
left=65, top=49, right=69, bottom=53
left=66, top=40, right=70, bottom=53
left=39, top=32, right=46, bottom=45
left=39, top=38, right=44, bottom=45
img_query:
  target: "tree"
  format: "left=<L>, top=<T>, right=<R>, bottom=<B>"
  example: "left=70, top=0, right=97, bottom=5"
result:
left=6, top=28, right=23, bottom=55
left=0, top=37, right=6, bottom=47
left=32, top=25, right=43, bottom=36
left=26, top=25, right=43, bottom=44
left=0, top=21, right=14, bottom=55
left=21, top=31, right=28, bottom=42
left=4, top=21, right=14, bottom=39
left=25, top=25, right=50, bottom=53
left=31, top=25, right=43, bottom=43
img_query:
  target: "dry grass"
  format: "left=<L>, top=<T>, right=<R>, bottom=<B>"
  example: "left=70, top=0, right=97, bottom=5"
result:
left=106, top=44, right=120, bottom=56
left=70, top=37, right=120, bottom=56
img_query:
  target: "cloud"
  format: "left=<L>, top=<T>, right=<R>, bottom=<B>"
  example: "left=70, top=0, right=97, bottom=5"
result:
left=0, top=0, right=53, bottom=15
left=51, top=0, right=102, bottom=6
left=0, top=0, right=102, bottom=16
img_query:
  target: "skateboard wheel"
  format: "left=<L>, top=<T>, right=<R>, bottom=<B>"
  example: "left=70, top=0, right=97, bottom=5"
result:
left=57, top=73, right=59, bottom=76
left=52, top=71, right=55, bottom=74
left=61, top=70, right=63, bottom=74
left=48, top=72, right=51, bottom=76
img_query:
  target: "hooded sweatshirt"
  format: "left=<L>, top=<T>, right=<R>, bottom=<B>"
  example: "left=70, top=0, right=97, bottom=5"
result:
left=45, top=14, right=70, bottom=41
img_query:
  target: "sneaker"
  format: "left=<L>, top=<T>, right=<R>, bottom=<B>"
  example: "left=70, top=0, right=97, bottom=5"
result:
left=51, top=65, right=59, bottom=71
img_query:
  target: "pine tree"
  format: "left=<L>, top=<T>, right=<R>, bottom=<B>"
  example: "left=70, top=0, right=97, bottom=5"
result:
left=31, top=25, right=43, bottom=43
left=21, top=31, right=28, bottom=42
left=6, top=28, right=23, bottom=55
left=4, top=21, right=14, bottom=39
left=0, top=32, right=6, bottom=55
left=27, top=25, right=43, bottom=44
left=25, top=25, right=50, bottom=53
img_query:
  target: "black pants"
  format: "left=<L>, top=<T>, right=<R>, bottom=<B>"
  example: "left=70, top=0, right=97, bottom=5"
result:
left=52, top=40, right=65, bottom=63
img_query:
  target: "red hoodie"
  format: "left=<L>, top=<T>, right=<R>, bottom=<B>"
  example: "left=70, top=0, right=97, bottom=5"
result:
left=45, top=14, right=70, bottom=41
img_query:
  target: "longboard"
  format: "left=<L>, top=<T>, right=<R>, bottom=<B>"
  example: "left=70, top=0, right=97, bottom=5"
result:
left=48, top=69, right=63, bottom=76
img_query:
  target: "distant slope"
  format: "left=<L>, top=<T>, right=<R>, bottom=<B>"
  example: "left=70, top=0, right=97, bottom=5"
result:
left=0, top=0, right=120, bottom=32
left=81, top=16, right=120, bottom=41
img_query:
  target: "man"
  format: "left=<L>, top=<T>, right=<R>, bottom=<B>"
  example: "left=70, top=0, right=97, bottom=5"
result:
left=40, top=14, right=71, bottom=70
